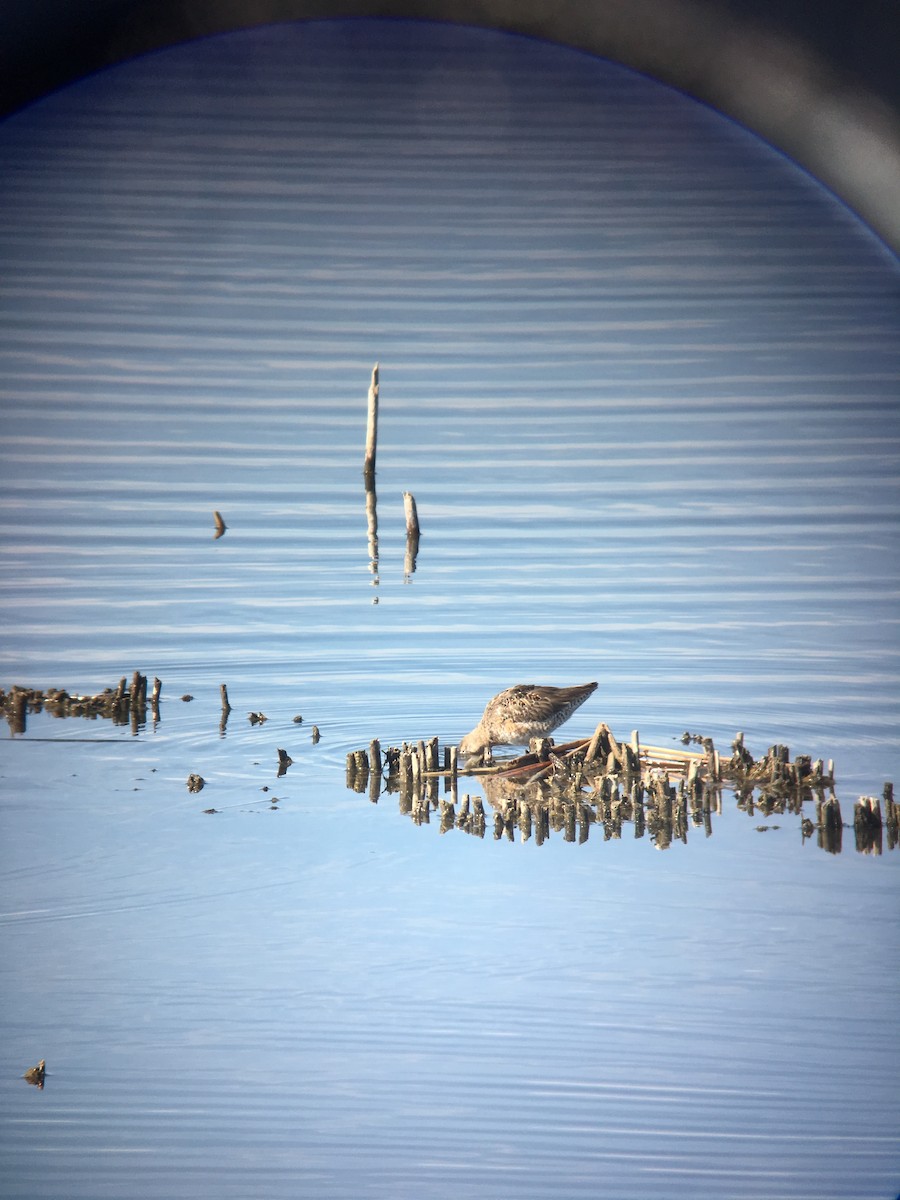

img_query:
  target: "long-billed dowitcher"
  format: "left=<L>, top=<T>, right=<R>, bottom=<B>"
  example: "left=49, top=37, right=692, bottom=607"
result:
left=458, top=682, right=597, bottom=758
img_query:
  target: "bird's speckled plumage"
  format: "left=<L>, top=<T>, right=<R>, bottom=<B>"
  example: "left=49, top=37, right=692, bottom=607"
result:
left=458, top=682, right=597, bottom=757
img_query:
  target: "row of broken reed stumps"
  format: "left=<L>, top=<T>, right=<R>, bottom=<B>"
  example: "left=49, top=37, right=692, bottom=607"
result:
left=1, top=673, right=164, bottom=735
left=0, top=677, right=315, bottom=742
left=346, top=726, right=897, bottom=855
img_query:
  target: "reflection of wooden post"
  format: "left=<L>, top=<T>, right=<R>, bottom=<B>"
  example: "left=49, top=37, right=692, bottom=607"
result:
left=403, top=531, right=418, bottom=580
left=366, top=482, right=379, bottom=585
left=364, top=363, right=379, bottom=486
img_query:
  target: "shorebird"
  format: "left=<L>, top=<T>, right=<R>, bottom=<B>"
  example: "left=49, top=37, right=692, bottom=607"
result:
left=458, top=682, right=598, bottom=759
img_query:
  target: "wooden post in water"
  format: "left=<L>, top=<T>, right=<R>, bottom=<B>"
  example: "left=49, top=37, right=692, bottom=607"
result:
left=884, top=782, right=898, bottom=850
left=364, top=363, right=379, bottom=487
left=362, top=365, right=380, bottom=590
left=819, top=795, right=843, bottom=854
left=584, top=721, right=610, bottom=765
left=403, top=491, right=420, bottom=580
left=150, top=677, right=162, bottom=719
left=853, top=796, right=882, bottom=855
left=219, top=683, right=231, bottom=734
left=403, top=492, right=419, bottom=537
left=426, top=737, right=439, bottom=772
left=129, top=670, right=146, bottom=734
left=369, top=739, right=381, bottom=775
left=10, top=688, right=26, bottom=735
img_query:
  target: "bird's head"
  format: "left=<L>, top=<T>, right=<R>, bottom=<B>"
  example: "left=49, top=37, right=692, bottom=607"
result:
left=458, top=727, right=488, bottom=759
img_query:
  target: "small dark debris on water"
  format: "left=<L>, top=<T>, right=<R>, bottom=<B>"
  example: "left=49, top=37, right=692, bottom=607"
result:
left=202, top=808, right=218, bottom=814
left=187, top=773, right=205, bottom=793
left=755, top=824, right=780, bottom=832
left=23, top=1060, right=45, bottom=1089
left=680, top=730, right=715, bottom=751
left=181, top=694, right=194, bottom=702
left=248, top=712, right=266, bottom=725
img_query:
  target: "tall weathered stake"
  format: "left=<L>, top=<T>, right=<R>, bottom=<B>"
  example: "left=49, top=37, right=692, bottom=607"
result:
left=364, top=362, right=379, bottom=487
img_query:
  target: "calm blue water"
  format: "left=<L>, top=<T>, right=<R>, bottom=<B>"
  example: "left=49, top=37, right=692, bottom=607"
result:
left=1, top=20, right=898, bottom=1200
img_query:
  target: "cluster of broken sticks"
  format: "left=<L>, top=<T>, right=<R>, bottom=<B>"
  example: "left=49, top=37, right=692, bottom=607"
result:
left=347, top=725, right=897, bottom=854
left=1, top=677, right=237, bottom=735
left=2, top=673, right=164, bottom=735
